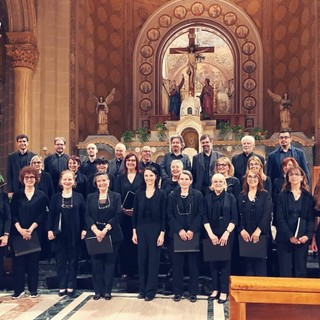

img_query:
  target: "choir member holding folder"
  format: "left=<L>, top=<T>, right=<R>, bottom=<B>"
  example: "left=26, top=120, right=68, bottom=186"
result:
left=85, top=172, right=123, bottom=300
left=47, top=170, right=86, bottom=297
left=167, top=170, right=203, bottom=303
left=203, top=174, right=237, bottom=304
left=132, top=167, right=166, bottom=301
left=238, top=170, right=272, bottom=276
left=115, top=153, right=143, bottom=278
left=11, top=166, right=49, bottom=299
left=275, top=166, right=314, bottom=277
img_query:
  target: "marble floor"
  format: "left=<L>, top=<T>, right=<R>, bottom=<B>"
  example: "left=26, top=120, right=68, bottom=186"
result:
left=0, top=291, right=229, bottom=320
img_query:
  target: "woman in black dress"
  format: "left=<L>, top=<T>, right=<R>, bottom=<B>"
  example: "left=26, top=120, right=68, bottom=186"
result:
left=167, top=170, right=203, bottom=303
left=115, top=153, right=143, bottom=277
left=276, top=166, right=314, bottom=277
left=238, top=170, right=272, bottom=276
left=11, top=166, right=48, bottom=298
left=204, top=173, right=237, bottom=304
left=132, top=167, right=166, bottom=301
left=47, top=170, right=86, bottom=296
left=311, top=177, right=320, bottom=276
left=85, top=172, right=123, bottom=300
left=68, top=155, right=88, bottom=199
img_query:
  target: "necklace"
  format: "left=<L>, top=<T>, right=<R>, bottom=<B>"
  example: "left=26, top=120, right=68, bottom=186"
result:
left=181, top=193, right=188, bottom=198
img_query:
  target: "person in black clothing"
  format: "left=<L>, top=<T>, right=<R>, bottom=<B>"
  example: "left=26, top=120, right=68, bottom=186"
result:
left=115, top=153, right=143, bottom=277
left=47, top=170, right=86, bottom=296
left=275, top=166, right=314, bottom=277
left=161, top=159, right=183, bottom=195
left=7, top=134, right=36, bottom=198
left=11, top=166, right=49, bottom=298
left=204, top=174, right=238, bottom=304
left=0, top=192, right=11, bottom=284
left=80, top=143, right=98, bottom=178
left=139, top=145, right=162, bottom=179
left=44, top=137, right=69, bottom=192
left=311, top=177, right=320, bottom=275
left=68, top=155, right=88, bottom=199
left=85, top=172, right=123, bottom=300
left=167, top=170, right=203, bottom=303
left=132, top=167, right=166, bottom=301
left=238, top=170, right=272, bottom=276
left=108, top=143, right=126, bottom=178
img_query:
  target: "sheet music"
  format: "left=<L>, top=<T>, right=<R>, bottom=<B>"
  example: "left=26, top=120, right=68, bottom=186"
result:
left=294, top=217, right=301, bottom=238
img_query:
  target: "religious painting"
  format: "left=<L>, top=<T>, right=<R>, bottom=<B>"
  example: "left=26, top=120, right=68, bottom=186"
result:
left=243, top=78, right=256, bottom=92
left=174, top=6, right=187, bottom=19
left=242, top=41, right=256, bottom=55
left=139, top=80, right=152, bottom=94
left=223, top=12, right=237, bottom=26
left=139, top=98, right=153, bottom=112
left=191, top=2, right=204, bottom=16
left=243, top=96, right=256, bottom=110
left=245, top=118, right=254, bottom=129
left=208, top=4, right=222, bottom=18
left=142, top=119, right=150, bottom=129
left=235, top=25, right=249, bottom=39
left=159, top=14, right=172, bottom=28
left=140, top=45, right=154, bottom=59
left=243, top=59, right=257, bottom=73
left=147, top=28, right=160, bottom=42
left=139, top=62, right=152, bottom=76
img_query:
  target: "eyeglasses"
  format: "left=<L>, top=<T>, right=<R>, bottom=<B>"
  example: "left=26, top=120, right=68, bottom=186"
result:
left=249, top=163, right=260, bottom=167
left=126, top=159, right=136, bottom=162
left=61, top=197, right=73, bottom=209
left=217, top=163, right=227, bottom=167
left=288, top=173, right=302, bottom=177
left=32, top=161, right=42, bottom=164
left=24, top=176, right=35, bottom=180
left=247, top=175, right=258, bottom=180
left=279, top=136, right=290, bottom=140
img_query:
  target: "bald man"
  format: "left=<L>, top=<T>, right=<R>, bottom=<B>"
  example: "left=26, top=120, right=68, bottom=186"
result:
left=80, top=143, right=98, bottom=177
left=108, top=143, right=126, bottom=178
left=139, top=145, right=162, bottom=178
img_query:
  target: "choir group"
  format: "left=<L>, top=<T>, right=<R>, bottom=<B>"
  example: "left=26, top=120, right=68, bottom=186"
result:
left=0, top=130, right=319, bottom=304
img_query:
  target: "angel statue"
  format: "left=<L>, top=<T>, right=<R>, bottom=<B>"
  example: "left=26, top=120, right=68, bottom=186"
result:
left=91, top=88, right=115, bottom=135
left=267, top=89, right=292, bottom=130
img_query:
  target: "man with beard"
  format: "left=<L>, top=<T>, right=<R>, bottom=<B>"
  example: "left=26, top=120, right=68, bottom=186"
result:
left=7, top=134, right=36, bottom=198
left=160, top=134, right=191, bottom=179
left=44, top=137, right=69, bottom=191
left=192, top=134, right=223, bottom=196
left=108, top=143, right=126, bottom=178
left=80, top=143, right=98, bottom=177
left=232, top=135, right=265, bottom=181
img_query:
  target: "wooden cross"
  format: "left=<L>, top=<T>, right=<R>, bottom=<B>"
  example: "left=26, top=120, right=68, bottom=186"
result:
left=170, top=28, right=214, bottom=96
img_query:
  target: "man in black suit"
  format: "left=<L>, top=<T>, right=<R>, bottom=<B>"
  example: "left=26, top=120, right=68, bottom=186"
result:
left=267, top=130, right=310, bottom=183
left=139, top=145, right=161, bottom=178
left=7, top=134, right=36, bottom=198
left=108, top=143, right=126, bottom=178
left=80, top=143, right=98, bottom=177
left=44, top=137, right=69, bottom=192
left=232, top=135, right=265, bottom=181
left=192, top=134, right=223, bottom=195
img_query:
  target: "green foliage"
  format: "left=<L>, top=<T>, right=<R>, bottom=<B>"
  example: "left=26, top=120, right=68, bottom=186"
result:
left=218, top=121, right=232, bottom=137
left=232, top=124, right=244, bottom=140
left=136, top=127, right=150, bottom=143
left=122, top=130, right=135, bottom=143
left=249, top=127, right=268, bottom=140
left=154, top=122, right=167, bottom=142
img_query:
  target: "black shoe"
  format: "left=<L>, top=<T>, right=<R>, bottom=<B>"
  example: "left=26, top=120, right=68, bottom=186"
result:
left=58, top=290, right=66, bottom=297
left=208, top=293, right=219, bottom=301
left=190, top=295, right=197, bottom=303
left=173, top=294, right=181, bottom=302
left=218, top=295, right=228, bottom=304
left=67, top=290, right=75, bottom=297
left=93, top=294, right=102, bottom=300
left=144, top=296, right=154, bottom=302
left=137, top=293, right=145, bottom=299
left=104, top=293, right=112, bottom=300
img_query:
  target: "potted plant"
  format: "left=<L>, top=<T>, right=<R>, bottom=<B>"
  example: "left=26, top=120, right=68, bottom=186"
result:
left=122, top=130, right=135, bottom=143
left=136, top=127, right=150, bottom=143
left=218, top=121, right=232, bottom=140
left=249, top=127, right=268, bottom=140
left=232, top=124, right=244, bottom=140
left=154, top=122, right=167, bottom=142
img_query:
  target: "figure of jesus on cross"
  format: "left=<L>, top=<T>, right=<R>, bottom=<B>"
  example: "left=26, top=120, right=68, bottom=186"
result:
left=170, top=28, right=214, bottom=96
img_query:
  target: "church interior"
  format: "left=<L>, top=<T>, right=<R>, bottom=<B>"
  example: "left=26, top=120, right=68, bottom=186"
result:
left=0, top=0, right=320, bottom=319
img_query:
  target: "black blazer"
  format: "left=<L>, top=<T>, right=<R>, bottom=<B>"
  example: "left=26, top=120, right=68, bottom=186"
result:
left=108, top=158, right=125, bottom=178
left=36, top=171, right=55, bottom=200
left=85, top=191, right=123, bottom=243
left=160, top=153, right=191, bottom=179
left=167, top=188, right=203, bottom=237
left=132, top=188, right=166, bottom=231
left=275, top=190, right=314, bottom=243
left=237, top=190, right=272, bottom=235
left=192, top=151, right=223, bottom=191
left=7, top=151, right=36, bottom=193
left=0, top=192, right=11, bottom=236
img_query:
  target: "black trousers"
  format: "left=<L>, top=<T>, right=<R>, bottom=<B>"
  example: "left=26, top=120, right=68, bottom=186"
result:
left=0, top=246, right=6, bottom=280
left=54, top=241, right=80, bottom=289
left=243, top=257, right=267, bottom=276
left=277, top=241, right=308, bottom=277
left=209, top=260, right=231, bottom=294
left=13, top=251, right=40, bottom=294
left=137, top=222, right=161, bottom=298
left=171, top=245, right=199, bottom=296
left=91, top=242, right=120, bottom=295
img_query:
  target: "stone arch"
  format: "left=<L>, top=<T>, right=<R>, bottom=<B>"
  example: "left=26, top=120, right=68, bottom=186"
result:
left=133, top=0, right=263, bottom=130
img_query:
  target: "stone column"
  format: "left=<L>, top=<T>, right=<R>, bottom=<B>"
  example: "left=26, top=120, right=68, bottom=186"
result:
left=5, top=32, right=39, bottom=140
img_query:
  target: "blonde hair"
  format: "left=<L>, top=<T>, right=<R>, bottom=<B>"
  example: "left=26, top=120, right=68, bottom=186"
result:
left=209, top=173, right=227, bottom=191
left=215, top=157, right=235, bottom=176
left=246, top=156, right=266, bottom=181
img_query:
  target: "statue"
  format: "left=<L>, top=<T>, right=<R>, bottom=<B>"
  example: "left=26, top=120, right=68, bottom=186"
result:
left=91, top=88, right=115, bottom=135
left=199, top=78, right=214, bottom=119
left=169, top=74, right=184, bottom=120
left=267, top=89, right=292, bottom=130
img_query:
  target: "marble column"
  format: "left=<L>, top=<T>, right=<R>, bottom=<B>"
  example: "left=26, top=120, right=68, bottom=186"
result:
left=5, top=32, right=39, bottom=141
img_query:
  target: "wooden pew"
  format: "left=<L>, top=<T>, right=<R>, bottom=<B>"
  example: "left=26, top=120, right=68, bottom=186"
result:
left=229, top=276, right=320, bottom=320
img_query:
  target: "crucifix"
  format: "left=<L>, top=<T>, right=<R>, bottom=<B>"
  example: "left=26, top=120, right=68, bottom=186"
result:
left=170, top=28, right=214, bottom=96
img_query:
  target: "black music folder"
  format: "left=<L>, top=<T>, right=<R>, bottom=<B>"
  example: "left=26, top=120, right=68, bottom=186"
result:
left=85, top=235, right=113, bottom=255
left=203, top=238, right=231, bottom=261
left=12, top=232, right=41, bottom=257
left=174, top=233, right=200, bottom=253
left=121, top=191, right=135, bottom=210
left=239, top=235, right=267, bottom=258
left=294, top=217, right=307, bottom=238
